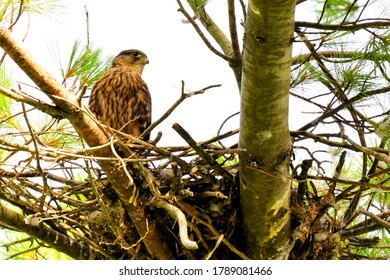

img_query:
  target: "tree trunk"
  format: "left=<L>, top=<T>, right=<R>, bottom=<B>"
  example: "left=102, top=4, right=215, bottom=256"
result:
left=239, top=0, right=295, bottom=259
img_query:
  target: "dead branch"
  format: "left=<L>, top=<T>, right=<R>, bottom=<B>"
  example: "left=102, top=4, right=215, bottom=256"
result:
left=227, top=0, right=242, bottom=87
left=172, top=123, right=234, bottom=182
left=176, top=0, right=232, bottom=62
left=359, top=207, right=390, bottom=229
left=154, top=199, right=198, bottom=250
left=296, top=19, right=390, bottom=31
left=0, top=86, right=63, bottom=118
left=141, top=81, right=221, bottom=139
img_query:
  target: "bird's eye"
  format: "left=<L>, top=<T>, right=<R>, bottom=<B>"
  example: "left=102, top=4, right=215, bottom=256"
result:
left=130, top=52, right=141, bottom=58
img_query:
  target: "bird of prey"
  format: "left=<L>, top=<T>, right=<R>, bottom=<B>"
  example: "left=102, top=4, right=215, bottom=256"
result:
left=88, top=49, right=151, bottom=140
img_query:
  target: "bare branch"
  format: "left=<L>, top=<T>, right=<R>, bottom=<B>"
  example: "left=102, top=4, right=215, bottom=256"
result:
left=227, top=0, right=242, bottom=87
left=141, top=82, right=221, bottom=139
left=84, top=5, right=90, bottom=47
left=154, top=199, right=198, bottom=250
left=176, top=0, right=231, bottom=61
left=296, top=19, right=390, bottom=31
left=359, top=207, right=390, bottom=229
left=172, top=123, right=234, bottom=182
left=0, top=86, right=63, bottom=118
left=292, top=50, right=390, bottom=65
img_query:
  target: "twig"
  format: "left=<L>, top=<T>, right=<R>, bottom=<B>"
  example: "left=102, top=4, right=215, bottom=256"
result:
left=196, top=218, right=250, bottom=260
left=227, top=0, right=242, bottom=87
left=296, top=30, right=368, bottom=154
left=329, top=150, right=347, bottom=195
left=75, top=85, right=87, bottom=105
left=0, top=202, right=97, bottom=259
left=85, top=160, right=137, bottom=256
left=172, top=123, right=234, bottom=182
left=176, top=0, right=232, bottom=62
left=194, top=191, right=228, bottom=199
left=238, top=0, right=247, bottom=22
left=121, top=218, right=150, bottom=254
left=117, top=129, right=216, bottom=183
left=341, top=209, right=390, bottom=238
left=204, top=233, right=224, bottom=260
left=292, top=50, right=390, bottom=65
left=167, top=162, right=183, bottom=195
left=297, top=85, right=390, bottom=132
left=0, top=86, right=63, bottom=118
left=21, top=102, right=50, bottom=212
left=6, top=245, right=41, bottom=260
left=359, top=207, right=390, bottom=229
left=109, top=138, right=139, bottom=205
left=293, top=174, right=390, bottom=191
left=2, top=237, right=34, bottom=249
left=141, top=81, right=221, bottom=138
left=201, top=128, right=239, bottom=146
left=216, top=112, right=239, bottom=148
left=344, top=135, right=390, bottom=165
left=291, top=130, right=358, bottom=152
left=57, top=220, right=115, bottom=259
left=295, top=20, right=390, bottom=32
left=84, top=5, right=90, bottom=47
left=8, top=0, right=24, bottom=31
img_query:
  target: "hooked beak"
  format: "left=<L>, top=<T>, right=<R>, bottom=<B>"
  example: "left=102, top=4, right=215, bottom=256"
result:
left=141, top=56, right=149, bottom=64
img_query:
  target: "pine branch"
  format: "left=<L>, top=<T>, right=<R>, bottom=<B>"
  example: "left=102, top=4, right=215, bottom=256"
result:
left=0, top=85, right=64, bottom=118
left=0, top=202, right=98, bottom=259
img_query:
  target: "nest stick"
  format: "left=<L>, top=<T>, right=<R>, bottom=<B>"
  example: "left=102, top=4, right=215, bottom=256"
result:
left=154, top=199, right=198, bottom=250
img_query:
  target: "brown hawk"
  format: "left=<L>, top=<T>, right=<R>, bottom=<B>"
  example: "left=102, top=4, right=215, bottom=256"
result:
left=89, top=49, right=151, bottom=140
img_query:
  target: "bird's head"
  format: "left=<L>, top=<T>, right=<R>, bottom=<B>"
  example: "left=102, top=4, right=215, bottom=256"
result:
left=112, top=49, right=149, bottom=74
